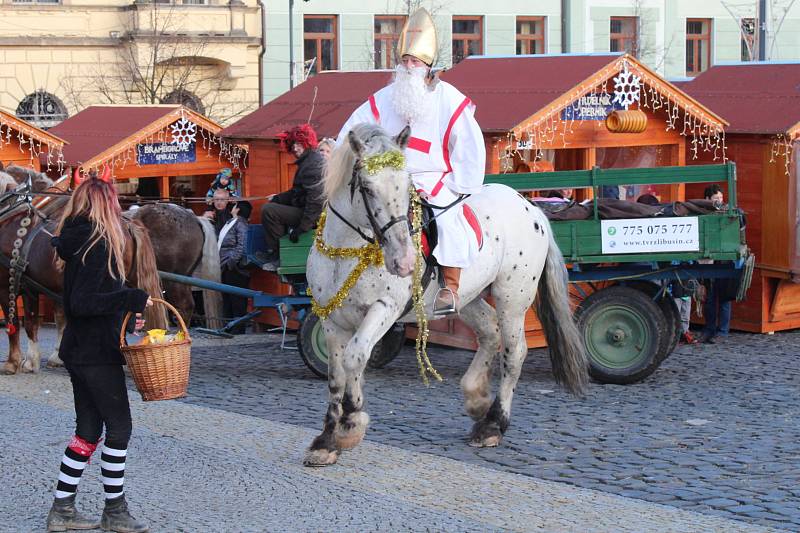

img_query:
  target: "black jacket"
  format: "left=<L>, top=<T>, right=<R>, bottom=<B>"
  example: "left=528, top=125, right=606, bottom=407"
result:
left=53, top=216, right=149, bottom=366
left=219, top=216, right=250, bottom=275
left=272, top=149, right=325, bottom=233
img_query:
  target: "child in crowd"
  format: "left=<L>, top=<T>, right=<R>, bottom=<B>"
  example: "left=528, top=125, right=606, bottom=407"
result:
left=206, top=168, right=237, bottom=199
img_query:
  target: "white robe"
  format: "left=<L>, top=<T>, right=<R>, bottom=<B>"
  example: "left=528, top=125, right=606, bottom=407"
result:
left=337, top=80, right=486, bottom=268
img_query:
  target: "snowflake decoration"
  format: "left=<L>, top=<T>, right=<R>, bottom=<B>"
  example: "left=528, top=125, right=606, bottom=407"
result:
left=612, top=67, right=641, bottom=110
left=170, top=118, right=197, bottom=149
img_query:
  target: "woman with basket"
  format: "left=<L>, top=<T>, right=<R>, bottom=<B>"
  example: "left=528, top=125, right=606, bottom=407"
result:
left=46, top=176, right=153, bottom=533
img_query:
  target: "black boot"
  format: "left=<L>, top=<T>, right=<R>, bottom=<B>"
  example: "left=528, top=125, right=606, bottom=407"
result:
left=100, top=496, right=148, bottom=533
left=46, top=494, right=100, bottom=532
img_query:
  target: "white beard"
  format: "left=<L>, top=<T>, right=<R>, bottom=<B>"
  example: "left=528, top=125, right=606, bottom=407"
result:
left=391, top=65, right=433, bottom=126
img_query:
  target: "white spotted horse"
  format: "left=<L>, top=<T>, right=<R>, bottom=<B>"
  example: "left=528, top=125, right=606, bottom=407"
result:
left=303, top=123, right=588, bottom=466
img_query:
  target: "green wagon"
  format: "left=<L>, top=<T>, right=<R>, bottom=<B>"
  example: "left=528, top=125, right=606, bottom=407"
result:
left=279, top=162, right=752, bottom=384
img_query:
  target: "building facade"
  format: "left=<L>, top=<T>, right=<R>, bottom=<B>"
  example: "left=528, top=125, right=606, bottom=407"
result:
left=0, top=0, right=262, bottom=128
left=263, top=0, right=800, bottom=102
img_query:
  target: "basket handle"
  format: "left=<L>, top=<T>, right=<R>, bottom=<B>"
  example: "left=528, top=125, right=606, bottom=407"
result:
left=120, top=297, right=190, bottom=347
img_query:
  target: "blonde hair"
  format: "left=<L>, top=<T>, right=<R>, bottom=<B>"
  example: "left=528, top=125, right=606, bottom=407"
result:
left=56, top=177, right=128, bottom=280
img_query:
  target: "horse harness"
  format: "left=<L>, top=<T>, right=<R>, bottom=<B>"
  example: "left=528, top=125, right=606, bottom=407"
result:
left=326, top=155, right=470, bottom=317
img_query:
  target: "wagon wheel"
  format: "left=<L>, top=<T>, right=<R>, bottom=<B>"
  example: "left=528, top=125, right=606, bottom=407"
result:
left=298, top=313, right=328, bottom=379
left=367, top=323, right=407, bottom=369
left=626, top=281, right=681, bottom=362
left=575, top=286, right=666, bottom=385
left=298, top=314, right=406, bottom=378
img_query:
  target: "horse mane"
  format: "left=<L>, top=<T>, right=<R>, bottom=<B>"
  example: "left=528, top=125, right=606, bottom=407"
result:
left=323, top=123, right=398, bottom=199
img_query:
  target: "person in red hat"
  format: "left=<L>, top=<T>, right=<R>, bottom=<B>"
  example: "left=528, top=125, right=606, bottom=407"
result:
left=259, top=124, right=325, bottom=271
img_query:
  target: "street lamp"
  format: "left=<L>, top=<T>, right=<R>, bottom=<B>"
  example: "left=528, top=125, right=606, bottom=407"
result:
left=289, top=0, right=310, bottom=88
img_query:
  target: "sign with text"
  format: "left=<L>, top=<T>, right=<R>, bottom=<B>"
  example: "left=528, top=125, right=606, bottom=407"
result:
left=136, top=142, right=196, bottom=165
left=601, top=217, right=700, bottom=254
left=561, top=94, right=625, bottom=121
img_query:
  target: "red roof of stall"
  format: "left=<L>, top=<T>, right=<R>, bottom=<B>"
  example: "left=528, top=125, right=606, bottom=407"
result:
left=49, top=105, right=222, bottom=167
left=222, top=54, right=725, bottom=140
left=679, top=62, right=800, bottom=135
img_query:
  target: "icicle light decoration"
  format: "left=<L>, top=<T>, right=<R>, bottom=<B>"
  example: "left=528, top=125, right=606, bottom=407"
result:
left=503, top=56, right=727, bottom=173
left=0, top=113, right=65, bottom=173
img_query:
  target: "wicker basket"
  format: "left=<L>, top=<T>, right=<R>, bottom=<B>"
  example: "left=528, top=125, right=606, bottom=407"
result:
left=120, top=298, right=191, bottom=402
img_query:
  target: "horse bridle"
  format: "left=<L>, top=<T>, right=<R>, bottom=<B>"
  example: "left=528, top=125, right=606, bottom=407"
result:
left=328, top=159, right=409, bottom=246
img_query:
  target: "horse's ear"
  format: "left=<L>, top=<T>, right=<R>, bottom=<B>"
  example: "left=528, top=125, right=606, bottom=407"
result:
left=348, top=130, right=365, bottom=157
left=395, top=125, right=411, bottom=150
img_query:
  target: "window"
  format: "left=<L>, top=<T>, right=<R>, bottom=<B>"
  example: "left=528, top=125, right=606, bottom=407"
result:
left=162, top=89, right=205, bottom=115
left=304, top=15, right=338, bottom=76
left=741, top=18, right=755, bottom=61
left=374, top=15, right=406, bottom=69
left=452, top=16, right=482, bottom=64
left=16, top=90, right=68, bottom=129
left=686, top=19, right=712, bottom=76
left=516, top=16, right=545, bottom=55
left=610, top=16, right=638, bottom=57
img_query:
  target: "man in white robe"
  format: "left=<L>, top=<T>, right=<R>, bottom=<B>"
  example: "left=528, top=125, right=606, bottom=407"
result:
left=337, top=8, right=486, bottom=315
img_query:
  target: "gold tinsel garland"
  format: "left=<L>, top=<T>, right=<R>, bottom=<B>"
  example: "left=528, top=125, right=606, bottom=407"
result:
left=309, top=210, right=384, bottom=319
left=363, top=150, right=406, bottom=175
left=309, top=187, right=440, bottom=384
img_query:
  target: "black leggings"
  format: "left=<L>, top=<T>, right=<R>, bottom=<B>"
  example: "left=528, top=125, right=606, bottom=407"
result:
left=66, top=363, right=132, bottom=448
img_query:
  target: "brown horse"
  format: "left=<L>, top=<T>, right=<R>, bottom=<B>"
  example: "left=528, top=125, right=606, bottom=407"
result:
left=0, top=176, right=165, bottom=374
left=128, top=203, right=223, bottom=329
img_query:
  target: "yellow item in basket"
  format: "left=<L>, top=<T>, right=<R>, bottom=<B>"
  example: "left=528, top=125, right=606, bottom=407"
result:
left=146, top=329, right=167, bottom=344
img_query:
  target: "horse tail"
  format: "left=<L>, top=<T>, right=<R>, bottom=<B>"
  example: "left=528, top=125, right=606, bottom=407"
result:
left=130, top=221, right=168, bottom=329
left=534, top=221, right=588, bottom=397
left=194, top=216, right=224, bottom=329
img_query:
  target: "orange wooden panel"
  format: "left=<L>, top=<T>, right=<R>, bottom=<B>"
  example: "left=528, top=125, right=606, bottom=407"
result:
left=769, top=279, right=800, bottom=321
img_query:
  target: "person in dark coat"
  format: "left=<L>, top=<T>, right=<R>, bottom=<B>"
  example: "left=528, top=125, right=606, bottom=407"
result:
left=260, top=124, right=325, bottom=271
left=218, top=200, right=253, bottom=334
left=202, top=188, right=233, bottom=234
left=46, top=176, right=152, bottom=533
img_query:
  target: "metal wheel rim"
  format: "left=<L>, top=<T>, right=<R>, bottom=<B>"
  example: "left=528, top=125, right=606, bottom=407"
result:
left=310, top=318, right=329, bottom=367
left=584, top=304, right=651, bottom=368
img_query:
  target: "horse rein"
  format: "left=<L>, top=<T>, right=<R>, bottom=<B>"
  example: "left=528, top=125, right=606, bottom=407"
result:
left=328, top=160, right=409, bottom=246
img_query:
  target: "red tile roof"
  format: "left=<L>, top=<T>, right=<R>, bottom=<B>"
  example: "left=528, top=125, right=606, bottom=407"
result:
left=222, top=54, right=718, bottom=140
left=679, top=63, right=800, bottom=134
left=50, top=106, right=182, bottom=166
left=441, top=54, right=620, bottom=132
left=221, top=71, right=393, bottom=141
left=223, top=55, right=620, bottom=139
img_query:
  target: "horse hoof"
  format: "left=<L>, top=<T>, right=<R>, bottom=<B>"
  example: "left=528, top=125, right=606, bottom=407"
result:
left=303, top=448, right=339, bottom=467
left=1, top=362, right=18, bottom=375
left=335, top=411, right=369, bottom=450
left=46, top=357, right=63, bottom=368
left=468, top=421, right=503, bottom=448
left=20, top=359, right=39, bottom=374
left=468, top=434, right=502, bottom=448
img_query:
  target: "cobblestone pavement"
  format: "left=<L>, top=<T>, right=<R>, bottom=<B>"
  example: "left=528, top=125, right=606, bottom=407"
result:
left=2, top=326, right=798, bottom=531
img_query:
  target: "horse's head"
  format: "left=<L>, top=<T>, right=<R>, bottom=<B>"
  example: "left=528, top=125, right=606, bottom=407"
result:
left=328, top=123, right=415, bottom=277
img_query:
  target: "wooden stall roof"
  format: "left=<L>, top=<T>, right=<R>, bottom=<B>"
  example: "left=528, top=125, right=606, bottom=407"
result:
left=0, top=108, right=67, bottom=150
left=677, top=62, right=800, bottom=136
left=221, top=53, right=726, bottom=142
left=49, top=104, right=223, bottom=168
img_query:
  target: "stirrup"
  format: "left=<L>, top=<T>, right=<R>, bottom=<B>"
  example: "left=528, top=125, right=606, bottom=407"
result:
left=433, top=287, right=458, bottom=317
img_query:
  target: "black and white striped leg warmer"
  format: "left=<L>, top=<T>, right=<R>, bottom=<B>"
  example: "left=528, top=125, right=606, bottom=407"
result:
left=100, top=443, right=127, bottom=501
left=55, top=435, right=97, bottom=499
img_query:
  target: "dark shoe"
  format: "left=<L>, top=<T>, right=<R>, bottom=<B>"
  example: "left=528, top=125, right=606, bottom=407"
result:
left=46, top=494, right=100, bottom=532
left=100, top=496, right=148, bottom=533
left=702, top=334, right=716, bottom=344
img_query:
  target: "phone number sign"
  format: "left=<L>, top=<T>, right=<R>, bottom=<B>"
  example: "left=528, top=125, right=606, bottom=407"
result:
left=601, top=217, right=700, bottom=254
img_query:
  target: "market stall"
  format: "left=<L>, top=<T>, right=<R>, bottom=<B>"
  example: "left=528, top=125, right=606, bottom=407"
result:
left=680, top=62, right=800, bottom=333
left=49, top=105, right=244, bottom=212
left=0, top=109, right=65, bottom=172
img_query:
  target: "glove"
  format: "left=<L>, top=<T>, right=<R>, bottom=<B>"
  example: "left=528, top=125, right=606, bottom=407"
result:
left=288, top=227, right=301, bottom=243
